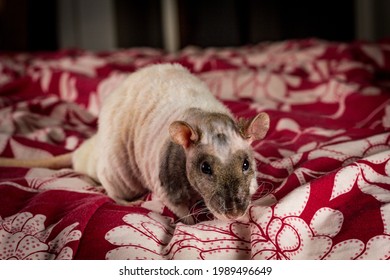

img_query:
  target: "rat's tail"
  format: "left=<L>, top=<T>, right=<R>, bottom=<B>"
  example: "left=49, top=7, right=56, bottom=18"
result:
left=0, top=153, right=73, bottom=169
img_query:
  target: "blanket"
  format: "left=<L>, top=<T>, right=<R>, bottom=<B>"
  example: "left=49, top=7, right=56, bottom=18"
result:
left=1, top=39, right=390, bottom=260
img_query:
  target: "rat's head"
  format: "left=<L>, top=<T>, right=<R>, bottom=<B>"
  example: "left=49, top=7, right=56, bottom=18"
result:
left=169, top=111, right=270, bottom=221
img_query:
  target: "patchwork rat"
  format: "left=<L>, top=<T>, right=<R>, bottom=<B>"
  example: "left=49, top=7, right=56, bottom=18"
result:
left=0, top=64, right=270, bottom=223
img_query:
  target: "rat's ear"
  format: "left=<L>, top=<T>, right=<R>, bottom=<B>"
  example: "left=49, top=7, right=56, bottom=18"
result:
left=169, top=121, right=199, bottom=149
left=238, top=112, right=270, bottom=143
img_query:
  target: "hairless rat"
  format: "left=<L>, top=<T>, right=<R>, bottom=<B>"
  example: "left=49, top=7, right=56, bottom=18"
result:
left=0, top=64, right=270, bottom=224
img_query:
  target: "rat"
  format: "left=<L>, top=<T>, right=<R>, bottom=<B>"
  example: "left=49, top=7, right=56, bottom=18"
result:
left=0, top=64, right=270, bottom=224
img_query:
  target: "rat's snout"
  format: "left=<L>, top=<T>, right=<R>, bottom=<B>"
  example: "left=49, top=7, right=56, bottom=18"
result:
left=209, top=187, right=250, bottom=220
left=224, top=206, right=248, bottom=220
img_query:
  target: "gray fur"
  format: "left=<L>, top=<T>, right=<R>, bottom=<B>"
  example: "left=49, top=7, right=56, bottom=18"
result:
left=166, top=108, right=263, bottom=220
left=214, top=133, right=228, bottom=145
left=159, top=140, right=199, bottom=204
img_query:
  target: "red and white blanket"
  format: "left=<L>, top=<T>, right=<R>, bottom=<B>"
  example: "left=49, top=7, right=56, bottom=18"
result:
left=1, top=39, right=390, bottom=260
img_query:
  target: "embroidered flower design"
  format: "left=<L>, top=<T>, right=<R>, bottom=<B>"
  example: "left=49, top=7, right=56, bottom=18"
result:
left=0, top=212, right=81, bottom=259
left=250, top=194, right=390, bottom=259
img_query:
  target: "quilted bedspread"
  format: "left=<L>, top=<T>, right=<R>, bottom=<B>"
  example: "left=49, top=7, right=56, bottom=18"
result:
left=1, top=39, right=390, bottom=260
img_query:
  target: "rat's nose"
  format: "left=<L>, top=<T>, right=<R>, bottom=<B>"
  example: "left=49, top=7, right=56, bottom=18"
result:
left=225, top=208, right=246, bottom=220
left=224, top=199, right=249, bottom=219
left=210, top=186, right=250, bottom=219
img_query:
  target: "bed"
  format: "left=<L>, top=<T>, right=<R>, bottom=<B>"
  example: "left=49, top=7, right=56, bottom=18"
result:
left=1, top=39, right=390, bottom=260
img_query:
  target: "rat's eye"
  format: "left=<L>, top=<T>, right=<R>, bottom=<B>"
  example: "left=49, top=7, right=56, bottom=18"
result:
left=200, top=161, right=212, bottom=175
left=242, top=159, right=250, bottom=172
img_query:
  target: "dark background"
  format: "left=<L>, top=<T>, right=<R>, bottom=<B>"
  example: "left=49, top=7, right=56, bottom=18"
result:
left=0, top=0, right=385, bottom=51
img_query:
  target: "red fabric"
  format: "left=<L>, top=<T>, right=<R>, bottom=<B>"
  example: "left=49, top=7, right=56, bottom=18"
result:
left=1, top=39, right=390, bottom=259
